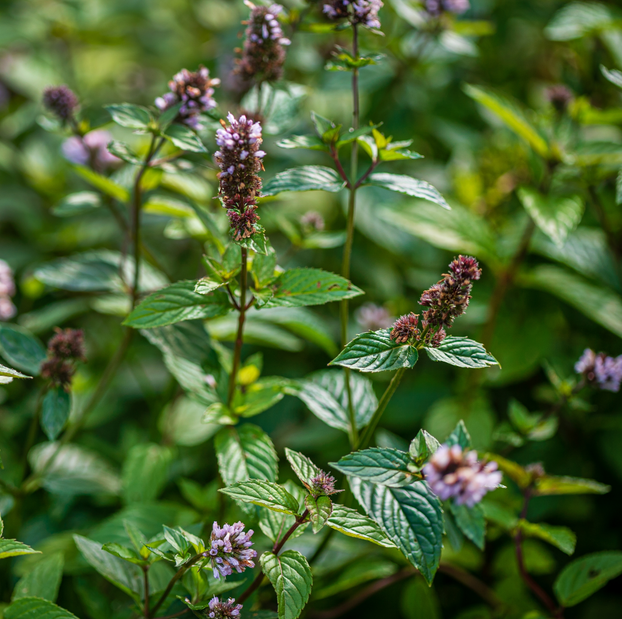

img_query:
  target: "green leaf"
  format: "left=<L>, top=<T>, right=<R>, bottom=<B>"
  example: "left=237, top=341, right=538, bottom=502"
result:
left=277, top=135, right=327, bottom=151
left=449, top=502, right=485, bottom=550
left=122, top=443, right=172, bottom=503
left=545, top=2, right=616, bottom=41
left=107, top=140, right=142, bottom=165
left=0, top=363, right=32, bottom=383
left=350, top=478, right=444, bottom=584
left=311, top=112, right=339, bottom=140
left=231, top=377, right=285, bottom=418
left=326, top=504, right=396, bottom=548
left=518, top=520, right=576, bottom=555
left=4, top=598, right=79, bottom=619
left=260, top=550, right=313, bottom=619
left=251, top=247, right=277, bottom=289
left=285, top=448, right=321, bottom=487
left=602, top=65, right=622, bottom=90
left=363, top=173, right=449, bottom=210
left=463, top=84, right=549, bottom=157
left=74, top=535, right=141, bottom=600
left=0, top=324, right=46, bottom=375
left=102, top=543, right=144, bottom=565
left=52, top=191, right=102, bottom=217
left=262, top=166, right=346, bottom=196
left=314, top=559, right=397, bottom=600
left=534, top=475, right=610, bottom=496
left=215, top=424, right=279, bottom=486
left=106, top=103, right=152, bottom=129
left=329, top=329, right=418, bottom=373
left=0, top=539, right=40, bottom=560
left=554, top=551, right=622, bottom=607
left=40, top=387, right=71, bottom=441
left=256, top=268, right=362, bottom=309
left=517, top=188, right=584, bottom=247
left=401, top=578, right=442, bottom=619
left=162, top=396, right=220, bottom=447
left=72, top=165, right=130, bottom=202
left=409, top=430, right=440, bottom=467
left=284, top=369, right=378, bottom=432
left=305, top=495, right=332, bottom=534
left=124, top=281, right=230, bottom=328
left=425, top=337, right=499, bottom=369
left=445, top=420, right=472, bottom=450
left=331, top=448, right=421, bottom=487
left=13, top=552, right=64, bottom=602
left=259, top=481, right=309, bottom=543
left=164, top=124, right=207, bottom=153
left=220, top=480, right=301, bottom=515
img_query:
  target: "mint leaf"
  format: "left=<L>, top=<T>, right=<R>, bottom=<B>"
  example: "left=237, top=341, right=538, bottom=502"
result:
left=326, top=504, right=396, bottom=548
left=363, top=173, right=449, bottom=210
left=106, top=103, right=152, bottom=129
left=40, top=387, right=71, bottom=441
left=331, top=448, right=421, bottom=487
left=262, top=166, right=346, bottom=196
left=425, top=337, right=499, bottom=369
left=220, top=480, right=301, bottom=515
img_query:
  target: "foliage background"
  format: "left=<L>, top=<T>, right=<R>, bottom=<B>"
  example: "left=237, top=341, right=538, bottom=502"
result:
left=1, top=0, right=621, bottom=617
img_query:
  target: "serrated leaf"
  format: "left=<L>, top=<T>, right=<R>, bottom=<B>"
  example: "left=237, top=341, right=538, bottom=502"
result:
left=449, top=502, right=485, bottom=550
left=106, top=103, right=152, bottom=128
left=305, top=495, right=332, bottom=534
left=124, top=281, right=230, bottom=328
left=517, top=188, right=584, bottom=247
left=220, top=481, right=301, bottom=515
left=463, top=84, right=549, bottom=157
left=534, top=475, right=610, bottom=496
left=329, top=329, right=418, bottom=373
left=4, top=598, right=79, bottom=619
left=332, top=448, right=421, bottom=487
left=285, top=448, right=322, bottom=487
left=262, top=166, right=346, bottom=196
left=425, top=337, right=498, bottom=369
left=363, top=173, right=449, bottom=210
left=215, top=424, right=278, bottom=487
left=0, top=363, right=32, bottom=381
left=0, top=539, right=41, bottom=560
left=164, top=124, right=208, bottom=153
left=40, top=387, right=71, bottom=441
left=409, top=430, right=440, bottom=467
left=445, top=420, right=472, bottom=449
left=259, top=481, right=308, bottom=543
left=260, top=550, right=313, bottom=619
left=325, top=504, right=396, bottom=548
left=0, top=324, right=46, bottom=375
left=554, top=551, right=622, bottom=607
left=518, top=520, right=576, bottom=555
left=107, top=140, right=142, bottom=164
left=12, top=552, right=64, bottom=602
left=72, top=165, right=130, bottom=202
left=52, top=191, right=102, bottom=217
left=256, top=268, right=362, bottom=309
left=350, top=478, right=444, bottom=584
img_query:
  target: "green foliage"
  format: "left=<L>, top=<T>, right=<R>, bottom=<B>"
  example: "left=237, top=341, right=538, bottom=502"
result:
left=425, top=337, right=499, bottom=369
left=262, top=167, right=346, bottom=196
left=0, top=324, right=46, bottom=375
left=40, top=387, right=71, bottom=441
left=331, top=448, right=421, bottom=487
left=4, top=598, right=79, bottom=619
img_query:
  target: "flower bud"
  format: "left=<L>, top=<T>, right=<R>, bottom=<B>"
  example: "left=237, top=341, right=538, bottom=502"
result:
left=43, top=85, right=79, bottom=122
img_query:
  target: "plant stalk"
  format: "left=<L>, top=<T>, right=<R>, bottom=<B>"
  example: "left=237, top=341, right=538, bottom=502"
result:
left=227, top=248, right=249, bottom=407
left=151, top=554, right=206, bottom=617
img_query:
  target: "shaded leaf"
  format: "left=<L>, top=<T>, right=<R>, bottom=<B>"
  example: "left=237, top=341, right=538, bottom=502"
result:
left=40, top=387, right=71, bottom=441
left=13, top=552, right=64, bottom=602
left=364, top=173, right=449, bottom=210
left=262, top=166, right=346, bottom=196
left=72, top=165, right=130, bottom=202
left=106, top=103, right=152, bottom=128
left=164, top=124, right=208, bottom=153
left=0, top=324, right=46, bottom=375
left=518, top=520, right=576, bottom=555
left=534, top=475, right=610, bottom=496
left=122, top=443, right=173, bottom=503
left=449, top=502, right=485, bottom=550
left=52, top=191, right=101, bottom=217
left=4, top=598, right=79, bottom=619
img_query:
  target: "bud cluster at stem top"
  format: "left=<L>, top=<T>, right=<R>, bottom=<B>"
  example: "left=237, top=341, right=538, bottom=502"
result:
left=208, top=521, right=257, bottom=579
left=155, top=66, right=220, bottom=130
left=236, top=2, right=290, bottom=87
left=323, top=0, right=384, bottom=29
left=425, top=0, right=470, bottom=16
left=43, top=85, right=79, bottom=123
left=206, top=596, right=243, bottom=619
left=40, top=328, right=86, bottom=390
left=215, top=113, right=265, bottom=240
left=308, top=470, right=343, bottom=497
left=575, top=348, right=622, bottom=393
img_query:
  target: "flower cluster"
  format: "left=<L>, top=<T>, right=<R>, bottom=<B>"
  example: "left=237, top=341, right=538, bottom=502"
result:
left=207, top=597, right=243, bottom=619
left=323, top=0, right=383, bottom=29
left=43, top=85, right=79, bottom=122
left=356, top=303, right=393, bottom=331
left=0, top=260, right=17, bottom=321
left=215, top=113, right=265, bottom=240
left=423, top=444, right=502, bottom=507
left=300, top=211, right=325, bottom=233
left=236, top=2, right=290, bottom=87
left=308, top=470, right=343, bottom=497
left=425, top=0, right=470, bottom=16
left=155, top=67, right=220, bottom=130
left=62, top=130, right=119, bottom=172
left=209, top=521, right=257, bottom=579
left=546, top=84, right=573, bottom=113
left=40, top=328, right=86, bottom=390
left=575, top=349, right=622, bottom=393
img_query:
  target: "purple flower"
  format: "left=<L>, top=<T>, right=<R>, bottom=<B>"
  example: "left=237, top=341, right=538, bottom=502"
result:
left=546, top=85, right=573, bottom=113
left=426, top=0, right=470, bottom=16
left=356, top=303, right=394, bottom=331
left=155, top=66, right=220, bottom=130
left=62, top=130, right=120, bottom=172
left=0, top=260, right=16, bottom=321
left=575, top=349, right=622, bottom=392
left=47, top=328, right=86, bottom=362
left=423, top=444, right=501, bottom=507
left=209, top=521, right=257, bottom=579
left=390, top=312, right=420, bottom=344
left=43, top=85, right=79, bottom=122
left=207, top=597, right=243, bottom=619
left=323, top=0, right=383, bottom=28
left=215, top=113, right=264, bottom=240
left=300, top=211, right=325, bottom=233
left=308, top=471, right=344, bottom=497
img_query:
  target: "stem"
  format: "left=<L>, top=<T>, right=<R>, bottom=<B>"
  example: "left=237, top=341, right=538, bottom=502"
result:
left=481, top=218, right=536, bottom=349
left=354, top=160, right=379, bottom=189
left=227, top=248, right=248, bottom=407
left=340, top=22, right=361, bottom=449
left=238, top=509, right=310, bottom=604
left=143, top=566, right=150, bottom=618
left=514, top=490, right=563, bottom=618
left=357, top=367, right=406, bottom=450
left=151, top=554, right=206, bottom=617
left=438, top=563, right=503, bottom=610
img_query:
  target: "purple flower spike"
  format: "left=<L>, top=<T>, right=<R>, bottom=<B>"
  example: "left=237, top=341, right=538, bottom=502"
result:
left=43, top=85, right=79, bottom=122
left=209, top=521, right=257, bottom=579
left=575, top=349, right=622, bottom=393
left=207, top=597, right=243, bottom=619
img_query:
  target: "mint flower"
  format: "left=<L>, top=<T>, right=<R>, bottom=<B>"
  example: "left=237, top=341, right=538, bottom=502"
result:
left=575, top=349, right=622, bottom=392
left=207, top=597, right=243, bottom=619
left=423, top=444, right=501, bottom=507
left=426, top=0, right=470, bottom=15
left=209, top=521, right=257, bottom=579
left=323, top=0, right=383, bottom=28
left=40, top=328, right=86, bottom=390
left=62, top=130, right=120, bottom=172
left=0, top=260, right=16, bottom=321
left=390, top=312, right=420, bottom=344
left=308, top=471, right=343, bottom=497
left=356, top=303, right=393, bottom=331
left=43, top=85, right=79, bottom=122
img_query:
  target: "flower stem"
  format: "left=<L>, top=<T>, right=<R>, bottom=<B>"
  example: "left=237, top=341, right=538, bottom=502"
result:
left=151, top=553, right=206, bottom=617
left=357, top=367, right=406, bottom=450
left=227, top=248, right=249, bottom=407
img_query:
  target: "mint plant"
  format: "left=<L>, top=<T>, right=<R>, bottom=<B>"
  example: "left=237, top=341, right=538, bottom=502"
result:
left=1, top=1, right=622, bottom=618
